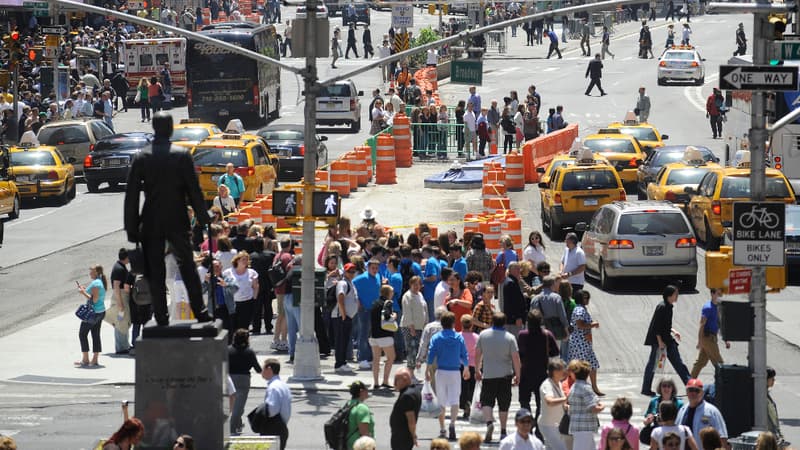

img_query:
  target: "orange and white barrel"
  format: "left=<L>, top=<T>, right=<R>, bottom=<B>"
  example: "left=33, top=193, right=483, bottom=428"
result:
left=485, top=221, right=502, bottom=254
left=502, top=217, right=523, bottom=255
left=483, top=197, right=511, bottom=214
left=315, top=169, right=330, bottom=187
left=482, top=183, right=507, bottom=199
left=464, top=213, right=480, bottom=237
left=393, top=114, right=413, bottom=168
left=345, top=152, right=359, bottom=192
left=354, top=147, right=370, bottom=186
left=506, top=151, right=525, bottom=191
left=376, top=134, right=397, bottom=184
left=329, top=159, right=351, bottom=197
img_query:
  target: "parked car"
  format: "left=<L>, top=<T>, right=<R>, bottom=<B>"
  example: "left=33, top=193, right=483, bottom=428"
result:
left=83, top=132, right=154, bottom=192
left=316, top=80, right=364, bottom=132
left=341, top=2, right=371, bottom=25
left=256, top=124, right=328, bottom=182
left=578, top=201, right=698, bottom=290
left=36, top=119, right=114, bottom=173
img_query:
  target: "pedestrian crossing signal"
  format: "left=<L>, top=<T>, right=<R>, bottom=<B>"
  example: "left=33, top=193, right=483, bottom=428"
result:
left=311, top=191, right=340, bottom=218
left=272, top=190, right=300, bottom=217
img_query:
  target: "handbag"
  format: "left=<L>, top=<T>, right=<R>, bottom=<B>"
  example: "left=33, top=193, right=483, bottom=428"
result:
left=267, top=257, right=287, bottom=286
left=490, top=253, right=506, bottom=286
left=247, top=403, right=270, bottom=434
left=75, top=301, right=97, bottom=323
left=639, top=421, right=655, bottom=445
left=558, top=408, right=571, bottom=435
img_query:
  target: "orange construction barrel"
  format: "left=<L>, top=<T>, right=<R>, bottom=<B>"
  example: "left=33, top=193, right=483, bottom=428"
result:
left=329, top=159, right=351, bottom=197
left=506, top=151, right=525, bottom=191
left=376, top=134, right=397, bottom=184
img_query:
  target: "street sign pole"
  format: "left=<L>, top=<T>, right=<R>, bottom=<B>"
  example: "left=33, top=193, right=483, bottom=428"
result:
left=749, top=12, right=768, bottom=432
left=293, top=0, right=322, bottom=381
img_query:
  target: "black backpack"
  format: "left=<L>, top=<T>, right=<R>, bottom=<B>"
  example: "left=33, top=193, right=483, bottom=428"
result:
left=326, top=280, right=350, bottom=309
left=399, top=260, right=415, bottom=295
left=132, top=275, right=152, bottom=306
left=324, top=402, right=356, bottom=450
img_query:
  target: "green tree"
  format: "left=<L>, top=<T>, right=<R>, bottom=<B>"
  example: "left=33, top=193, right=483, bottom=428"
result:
left=409, top=27, right=441, bottom=67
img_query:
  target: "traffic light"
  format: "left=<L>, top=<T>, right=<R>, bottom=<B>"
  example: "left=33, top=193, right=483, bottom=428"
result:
left=441, top=4, right=448, bottom=14
left=27, top=47, right=43, bottom=63
left=428, top=3, right=435, bottom=14
left=7, top=30, right=23, bottom=64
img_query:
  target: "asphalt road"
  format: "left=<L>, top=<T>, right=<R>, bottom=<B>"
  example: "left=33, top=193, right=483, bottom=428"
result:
left=2, top=8, right=800, bottom=450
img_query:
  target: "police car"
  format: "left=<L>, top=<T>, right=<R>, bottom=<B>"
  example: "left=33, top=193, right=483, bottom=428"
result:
left=657, top=45, right=706, bottom=86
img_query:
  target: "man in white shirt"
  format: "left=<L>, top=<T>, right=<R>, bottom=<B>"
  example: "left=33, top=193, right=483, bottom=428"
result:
left=433, top=267, right=452, bottom=312
left=102, top=91, right=114, bottom=132
left=388, top=87, right=402, bottom=114
left=499, top=409, right=544, bottom=450
left=426, top=48, right=438, bottom=67
left=559, top=232, right=586, bottom=299
left=261, top=358, right=292, bottom=450
left=463, top=102, right=478, bottom=157
left=378, top=40, right=392, bottom=82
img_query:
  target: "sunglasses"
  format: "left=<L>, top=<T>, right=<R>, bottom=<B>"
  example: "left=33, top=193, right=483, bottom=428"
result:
left=609, top=437, right=626, bottom=442
left=687, top=388, right=703, bottom=393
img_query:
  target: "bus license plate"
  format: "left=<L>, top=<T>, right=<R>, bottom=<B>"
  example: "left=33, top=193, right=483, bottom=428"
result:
left=644, top=246, right=664, bottom=256
left=583, top=198, right=598, bottom=206
left=219, top=109, right=229, bottom=117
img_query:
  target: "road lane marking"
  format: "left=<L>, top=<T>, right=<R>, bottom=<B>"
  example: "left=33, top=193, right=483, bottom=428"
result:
left=684, top=73, right=719, bottom=113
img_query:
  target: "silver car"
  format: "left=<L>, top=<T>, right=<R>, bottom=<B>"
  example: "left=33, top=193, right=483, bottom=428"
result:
left=36, top=119, right=114, bottom=173
left=657, top=46, right=706, bottom=86
left=577, top=201, right=698, bottom=290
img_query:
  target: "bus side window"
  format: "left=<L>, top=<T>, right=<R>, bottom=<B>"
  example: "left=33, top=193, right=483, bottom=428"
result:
left=140, top=54, right=153, bottom=67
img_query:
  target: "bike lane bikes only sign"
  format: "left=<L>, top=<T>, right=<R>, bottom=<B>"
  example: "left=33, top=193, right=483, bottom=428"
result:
left=732, top=202, right=785, bottom=267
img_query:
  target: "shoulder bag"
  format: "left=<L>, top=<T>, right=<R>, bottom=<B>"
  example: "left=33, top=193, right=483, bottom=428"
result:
left=75, top=301, right=97, bottom=323
left=490, top=252, right=506, bottom=286
left=558, top=405, right=571, bottom=435
left=267, top=255, right=287, bottom=286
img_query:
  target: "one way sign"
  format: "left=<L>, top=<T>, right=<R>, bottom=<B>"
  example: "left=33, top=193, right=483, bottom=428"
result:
left=719, top=65, right=799, bottom=91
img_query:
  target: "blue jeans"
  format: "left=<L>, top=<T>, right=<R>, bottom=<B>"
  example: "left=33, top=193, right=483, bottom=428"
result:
left=356, top=309, right=372, bottom=362
left=642, top=341, right=691, bottom=393
left=284, top=294, right=301, bottom=358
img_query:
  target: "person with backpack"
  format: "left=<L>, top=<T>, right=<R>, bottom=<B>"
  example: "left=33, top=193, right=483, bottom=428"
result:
left=500, top=107, right=517, bottom=153
left=129, top=273, right=153, bottom=354
left=530, top=275, right=570, bottom=347
left=332, top=263, right=359, bottom=373
left=325, top=381, right=374, bottom=450
left=218, top=162, right=246, bottom=208
left=405, top=79, right=422, bottom=107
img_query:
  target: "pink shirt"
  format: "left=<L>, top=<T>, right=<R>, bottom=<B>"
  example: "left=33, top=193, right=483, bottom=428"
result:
left=598, top=419, right=640, bottom=450
left=460, top=331, right=479, bottom=367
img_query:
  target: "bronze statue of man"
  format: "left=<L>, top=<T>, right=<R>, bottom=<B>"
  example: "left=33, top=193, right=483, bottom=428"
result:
left=124, top=112, right=211, bottom=326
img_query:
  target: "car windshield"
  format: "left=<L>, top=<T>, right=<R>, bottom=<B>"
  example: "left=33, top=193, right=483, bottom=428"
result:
left=10, top=151, right=56, bottom=166
left=787, top=208, right=800, bottom=232
left=720, top=176, right=791, bottom=198
left=654, top=150, right=714, bottom=167
left=584, top=139, right=637, bottom=154
left=561, top=170, right=618, bottom=190
left=172, top=128, right=211, bottom=142
left=193, top=148, right=247, bottom=166
left=665, top=51, right=696, bottom=61
left=666, top=168, right=710, bottom=185
left=37, top=125, right=88, bottom=145
left=259, top=130, right=303, bottom=141
left=94, top=138, right=150, bottom=152
left=319, top=84, right=352, bottom=97
left=618, top=212, right=690, bottom=234
left=616, top=127, right=658, bottom=141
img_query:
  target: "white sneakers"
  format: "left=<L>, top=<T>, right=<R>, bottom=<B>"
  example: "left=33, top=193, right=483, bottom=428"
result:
left=335, top=364, right=356, bottom=374
left=358, top=360, right=372, bottom=370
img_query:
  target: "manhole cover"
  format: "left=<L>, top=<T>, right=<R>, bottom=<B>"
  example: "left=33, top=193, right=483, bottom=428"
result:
left=9, top=375, right=105, bottom=385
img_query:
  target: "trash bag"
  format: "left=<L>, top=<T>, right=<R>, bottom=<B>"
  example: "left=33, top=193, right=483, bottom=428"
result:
left=470, top=381, right=484, bottom=424
left=420, top=381, right=441, bottom=418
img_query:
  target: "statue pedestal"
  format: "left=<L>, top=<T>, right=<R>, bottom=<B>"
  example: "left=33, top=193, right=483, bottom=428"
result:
left=135, top=320, right=228, bottom=450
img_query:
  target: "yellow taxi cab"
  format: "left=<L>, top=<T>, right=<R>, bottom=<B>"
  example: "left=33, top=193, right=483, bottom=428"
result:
left=0, top=149, right=21, bottom=219
left=172, top=119, right=223, bottom=150
left=191, top=128, right=279, bottom=203
left=582, top=128, right=646, bottom=193
left=538, top=148, right=626, bottom=240
left=646, top=148, right=721, bottom=208
left=8, top=145, right=76, bottom=205
left=686, top=150, right=796, bottom=250
left=607, top=112, right=668, bottom=155
left=537, top=148, right=610, bottom=207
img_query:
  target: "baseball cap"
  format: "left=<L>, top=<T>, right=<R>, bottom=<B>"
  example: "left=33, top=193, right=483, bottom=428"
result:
left=515, top=409, right=534, bottom=421
left=687, top=378, right=704, bottom=390
left=344, top=263, right=356, bottom=272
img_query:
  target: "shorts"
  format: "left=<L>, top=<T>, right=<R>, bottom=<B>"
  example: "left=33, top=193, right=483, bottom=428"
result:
left=480, top=376, right=513, bottom=411
left=368, top=336, right=394, bottom=348
left=435, top=369, right=462, bottom=408
left=276, top=294, right=285, bottom=316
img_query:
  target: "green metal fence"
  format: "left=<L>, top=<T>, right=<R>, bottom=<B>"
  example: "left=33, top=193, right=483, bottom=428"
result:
left=366, top=122, right=492, bottom=162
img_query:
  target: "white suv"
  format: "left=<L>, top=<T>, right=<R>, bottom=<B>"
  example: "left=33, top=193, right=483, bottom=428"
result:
left=316, top=80, right=364, bottom=133
left=577, top=201, right=698, bottom=291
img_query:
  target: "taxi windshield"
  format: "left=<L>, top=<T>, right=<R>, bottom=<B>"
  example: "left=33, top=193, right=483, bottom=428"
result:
left=10, top=151, right=56, bottom=166
left=666, top=168, right=709, bottom=185
left=172, top=128, right=212, bottom=142
left=193, top=148, right=248, bottom=167
left=561, top=170, right=618, bottom=190
left=665, top=51, right=695, bottom=60
left=616, top=127, right=657, bottom=141
left=584, top=139, right=636, bottom=154
left=720, top=176, right=791, bottom=198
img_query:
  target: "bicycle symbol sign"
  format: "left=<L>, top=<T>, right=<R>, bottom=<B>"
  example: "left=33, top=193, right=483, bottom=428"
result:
left=732, top=202, right=785, bottom=267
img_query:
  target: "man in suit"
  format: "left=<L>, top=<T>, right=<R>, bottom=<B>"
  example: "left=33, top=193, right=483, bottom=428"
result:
left=124, top=112, right=212, bottom=326
left=584, top=54, right=606, bottom=96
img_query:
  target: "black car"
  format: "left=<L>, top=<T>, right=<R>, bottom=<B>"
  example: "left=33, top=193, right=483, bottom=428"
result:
left=256, top=124, right=328, bottom=182
left=636, top=145, right=719, bottom=200
left=342, top=3, right=370, bottom=25
left=83, top=132, right=154, bottom=192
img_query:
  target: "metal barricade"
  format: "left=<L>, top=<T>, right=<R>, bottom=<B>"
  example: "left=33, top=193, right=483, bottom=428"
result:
left=410, top=122, right=479, bottom=160
left=486, top=30, right=507, bottom=53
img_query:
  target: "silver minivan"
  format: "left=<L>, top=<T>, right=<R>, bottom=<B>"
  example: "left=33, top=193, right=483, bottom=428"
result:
left=316, top=80, right=363, bottom=132
left=37, top=119, right=114, bottom=173
left=577, top=201, right=698, bottom=290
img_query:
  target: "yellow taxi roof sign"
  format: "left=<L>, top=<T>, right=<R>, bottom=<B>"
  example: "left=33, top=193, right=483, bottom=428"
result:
left=575, top=146, right=595, bottom=164
left=683, top=146, right=706, bottom=165
left=623, top=111, right=638, bottom=125
left=734, top=150, right=752, bottom=168
left=179, top=118, right=203, bottom=124
left=225, top=119, right=245, bottom=134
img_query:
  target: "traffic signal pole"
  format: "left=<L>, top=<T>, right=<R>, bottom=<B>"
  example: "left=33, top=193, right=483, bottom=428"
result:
left=708, top=1, right=794, bottom=432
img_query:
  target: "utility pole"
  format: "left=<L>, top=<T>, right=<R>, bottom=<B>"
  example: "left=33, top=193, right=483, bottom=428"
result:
left=748, top=11, right=768, bottom=432
left=293, top=0, right=322, bottom=380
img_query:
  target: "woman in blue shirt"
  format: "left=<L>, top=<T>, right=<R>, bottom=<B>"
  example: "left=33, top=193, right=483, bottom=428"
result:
left=76, top=264, right=107, bottom=367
